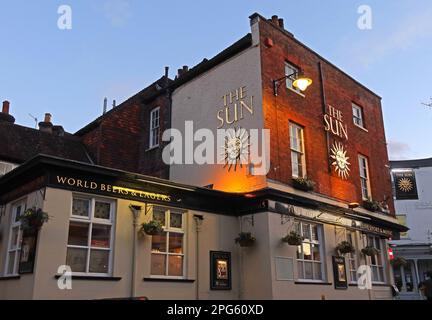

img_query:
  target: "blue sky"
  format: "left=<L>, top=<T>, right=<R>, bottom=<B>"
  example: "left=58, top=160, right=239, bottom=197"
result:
left=1, top=0, right=431, bottom=160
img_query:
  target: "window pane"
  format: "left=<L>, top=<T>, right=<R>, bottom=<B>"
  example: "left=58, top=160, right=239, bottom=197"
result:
left=153, top=208, right=166, bottom=226
left=312, top=244, right=321, bottom=262
left=302, top=224, right=311, bottom=240
left=68, top=221, right=89, bottom=246
left=313, top=262, right=322, bottom=280
left=168, top=255, right=183, bottom=277
left=372, top=266, right=379, bottom=282
left=66, top=247, right=87, bottom=272
left=7, top=252, right=16, bottom=274
left=91, top=224, right=111, bottom=248
left=72, top=198, right=90, bottom=217
left=151, top=254, right=166, bottom=276
left=169, top=233, right=183, bottom=254
left=311, top=225, right=318, bottom=241
left=304, top=262, right=313, bottom=279
left=151, top=232, right=167, bottom=253
left=10, top=226, right=20, bottom=249
left=15, top=205, right=23, bottom=222
left=298, top=261, right=304, bottom=279
left=95, top=202, right=111, bottom=220
left=170, top=212, right=183, bottom=229
left=89, top=250, right=109, bottom=273
left=302, top=243, right=312, bottom=260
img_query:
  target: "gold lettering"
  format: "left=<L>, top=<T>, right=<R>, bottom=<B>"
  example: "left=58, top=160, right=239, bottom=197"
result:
left=239, top=97, right=254, bottom=120
left=217, top=110, right=224, bottom=129
left=56, top=176, right=67, bottom=184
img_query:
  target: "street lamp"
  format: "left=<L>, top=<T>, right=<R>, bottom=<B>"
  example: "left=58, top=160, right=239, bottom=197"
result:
left=273, top=71, right=313, bottom=96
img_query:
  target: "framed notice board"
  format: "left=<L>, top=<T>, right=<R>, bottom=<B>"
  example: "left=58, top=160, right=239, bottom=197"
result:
left=210, top=251, right=232, bottom=290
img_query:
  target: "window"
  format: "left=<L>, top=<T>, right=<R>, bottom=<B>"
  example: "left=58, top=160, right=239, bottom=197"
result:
left=358, top=155, right=371, bottom=200
left=346, top=230, right=358, bottom=282
left=290, top=123, right=306, bottom=178
left=66, top=197, right=115, bottom=275
left=0, top=161, right=17, bottom=177
left=149, top=107, right=160, bottom=148
left=396, top=215, right=408, bottom=238
left=284, top=62, right=302, bottom=94
left=295, top=221, right=324, bottom=281
left=150, top=207, right=185, bottom=278
left=4, top=200, right=25, bottom=276
left=365, top=235, right=385, bottom=283
left=352, top=103, right=365, bottom=128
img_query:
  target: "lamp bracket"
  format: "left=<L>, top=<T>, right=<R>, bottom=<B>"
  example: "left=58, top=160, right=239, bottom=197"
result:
left=272, top=71, right=298, bottom=96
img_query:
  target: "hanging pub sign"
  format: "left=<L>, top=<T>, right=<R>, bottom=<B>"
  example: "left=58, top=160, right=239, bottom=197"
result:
left=393, top=170, right=418, bottom=200
left=18, top=229, right=39, bottom=274
left=332, top=256, right=348, bottom=290
left=210, top=251, right=232, bottom=290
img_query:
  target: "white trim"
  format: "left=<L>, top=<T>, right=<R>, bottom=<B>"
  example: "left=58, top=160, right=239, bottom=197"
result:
left=149, top=107, right=160, bottom=149
left=4, top=198, right=26, bottom=276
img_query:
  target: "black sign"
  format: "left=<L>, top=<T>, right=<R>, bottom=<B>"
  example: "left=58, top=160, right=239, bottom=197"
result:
left=332, top=256, right=348, bottom=290
left=393, top=171, right=418, bottom=200
left=210, top=251, right=232, bottom=290
left=19, top=229, right=39, bottom=274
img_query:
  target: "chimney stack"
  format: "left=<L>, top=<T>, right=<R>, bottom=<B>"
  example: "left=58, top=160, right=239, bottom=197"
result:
left=38, top=113, right=53, bottom=133
left=165, top=66, right=169, bottom=78
left=0, top=100, right=15, bottom=124
left=278, top=18, right=284, bottom=29
left=112, top=100, right=117, bottom=108
left=271, top=15, right=279, bottom=26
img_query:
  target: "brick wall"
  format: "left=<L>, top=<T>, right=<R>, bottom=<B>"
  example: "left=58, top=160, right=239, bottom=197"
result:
left=258, top=17, right=395, bottom=214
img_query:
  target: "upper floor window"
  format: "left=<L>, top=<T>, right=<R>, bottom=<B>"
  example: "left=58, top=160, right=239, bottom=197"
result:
left=4, top=199, right=25, bottom=276
left=295, top=221, right=324, bottom=281
left=151, top=207, right=185, bottom=278
left=290, top=122, right=306, bottom=178
left=0, top=161, right=18, bottom=177
left=358, top=155, right=371, bottom=200
left=285, top=62, right=301, bottom=94
left=66, top=196, right=115, bottom=275
left=149, top=107, right=160, bottom=148
left=352, top=103, right=365, bottom=129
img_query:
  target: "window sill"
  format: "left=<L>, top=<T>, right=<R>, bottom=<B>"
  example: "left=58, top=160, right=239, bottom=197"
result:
left=287, top=86, right=306, bottom=98
left=354, top=123, right=369, bottom=132
left=0, top=275, right=21, bottom=281
left=295, top=281, right=332, bottom=286
left=143, top=277, right=195, bottom=283
left=54, top=275, right=122, bottom=281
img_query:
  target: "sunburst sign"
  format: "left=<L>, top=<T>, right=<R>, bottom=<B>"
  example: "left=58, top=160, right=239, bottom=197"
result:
left=330, top=142, right=351, bottom=179
left=221, top=128, right=250, bottom=171
left=398, top=178, right=414, bottom=192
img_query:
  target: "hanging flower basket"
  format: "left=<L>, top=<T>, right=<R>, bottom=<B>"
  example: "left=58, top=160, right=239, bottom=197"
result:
left=335, top=241, right=355, bottom=255
left=235, top=232, right=256, bottom=247
left=292, top=177, right=316, bottom=192
left=361, top=246, right=380, bottom=256
left=362, top=199, right=381, bottom=212
left=391, top=257, right=408, bottom=268
left=19, top=207, right=49, bottom=231
left=282, top=231, right=304, bottom=246
left=139, top=220, right=164, bottom=236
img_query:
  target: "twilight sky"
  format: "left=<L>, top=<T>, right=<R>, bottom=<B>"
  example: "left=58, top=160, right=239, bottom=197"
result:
left=1, top=0, right=431, bottom=160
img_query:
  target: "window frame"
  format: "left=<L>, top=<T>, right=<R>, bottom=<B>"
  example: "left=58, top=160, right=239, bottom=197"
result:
left=66, top=195, right=116, bottom=277
left=295, top=221, right=325, bottom=282
left=149, top=107, right=160, bottom=149
left=352, top=103, right=365, bottom=129
left=345, top=229, right=359, bottom=283
left=289, top=122, right=307, bottom=179
left=364, top=234, right=386, bottom=284
left=4, top=198, right=26, bottom=276
left=150, top=206, right=186, bottom=279
left=358, top=154, right=372, bottom=200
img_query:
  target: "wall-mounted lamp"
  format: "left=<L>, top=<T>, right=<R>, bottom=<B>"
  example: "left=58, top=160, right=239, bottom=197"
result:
left=272, top=71, right=313, bottom=96
left=348, top=202, right=360, bottom=209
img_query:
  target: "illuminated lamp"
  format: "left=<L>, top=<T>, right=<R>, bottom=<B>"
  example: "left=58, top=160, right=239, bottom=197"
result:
left=272, top=70, right=313, bottom=96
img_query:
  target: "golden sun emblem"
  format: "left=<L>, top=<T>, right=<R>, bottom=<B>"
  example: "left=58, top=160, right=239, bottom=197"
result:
left=330, top=142, right=351, bottom=180
left=398, top=178, right=413, bottom=192
left=221, top=128, right=249, bottom=171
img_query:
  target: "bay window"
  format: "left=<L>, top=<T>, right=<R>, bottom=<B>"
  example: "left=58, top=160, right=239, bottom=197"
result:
left=295, top=221, right=324, bottom=281
left=150, top=207, right=185, bottom=278
left=66, top=196, right=115, bottom=275
left=4, top=199, right=25, bottom=276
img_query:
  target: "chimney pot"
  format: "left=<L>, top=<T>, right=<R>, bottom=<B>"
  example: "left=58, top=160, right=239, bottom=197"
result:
left=2, top=101, right=10, bottom=114
left=44, top=113, right=52, bottom=123
left=278, top=18, right=284, bottom=29
left=271, top=15, right=279, bottom=25
left=183, top=65, right=189, bottom=73
left=178, top=68, right=183, bottom=77
left=165, top=66, right=169, bottom=78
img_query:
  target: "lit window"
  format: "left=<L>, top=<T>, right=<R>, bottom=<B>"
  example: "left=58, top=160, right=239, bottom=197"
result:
left=364, top=235, right=386, bottom=283
left=149, top=107, right=160, bottom=148
left=352, top=103, right=365, bottom=128
left=285, top=62, right=300, bottom=93
left=358, top=155, right=371, bottom=200
left=290, top=123, right=306, bottom=178
left=4, top=200, right=25, bottom=276
left=66, top=197, right=115, bottom=275
left=295, top=221, right=324, bottom=281
left=151, top=207, right=185, bottom=278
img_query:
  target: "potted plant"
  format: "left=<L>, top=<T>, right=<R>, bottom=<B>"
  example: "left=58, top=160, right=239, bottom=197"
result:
left=361, top=246, right=380, bottom=256
left=362, top=199, right=381, bottom=212
left=335, top=241, right=355, bottom=255
left=391, top=257, right=408, bottom=268
left=139, top=220, right=164, bottom=236
left=235, top=232, right=256, bottom=247
left=282, top=231, right=304, bottom=246
left=292, top=177, right=316, bottom=192
left=19, top=207, right=49, bottom=231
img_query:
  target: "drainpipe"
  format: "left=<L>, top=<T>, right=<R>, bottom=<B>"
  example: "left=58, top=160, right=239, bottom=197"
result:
left=318, top=61, right=332, bottom=173
left=129, top=205, right=142, bottom=299
left=193, top=215, right=204, bottom=300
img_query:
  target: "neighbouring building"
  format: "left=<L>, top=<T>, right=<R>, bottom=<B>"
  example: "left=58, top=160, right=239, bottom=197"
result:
left=0, top=13, right=406, bottom=300
left=390, top=158, right=432, bottom=300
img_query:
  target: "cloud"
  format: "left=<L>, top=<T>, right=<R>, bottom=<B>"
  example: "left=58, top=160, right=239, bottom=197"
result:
left=103, top=0, right=132, bottom=27
left=387, top=140, right=412, bottom=160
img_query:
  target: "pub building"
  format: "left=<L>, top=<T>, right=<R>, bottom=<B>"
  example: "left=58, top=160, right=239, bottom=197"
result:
left=0, top=13, right=406, bottom=300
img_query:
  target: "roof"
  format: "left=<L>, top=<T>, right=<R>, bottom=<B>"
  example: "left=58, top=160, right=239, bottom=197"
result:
left=0, top=121, right=92, bottom=164
left=390, top=157, right=432, bottom=169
